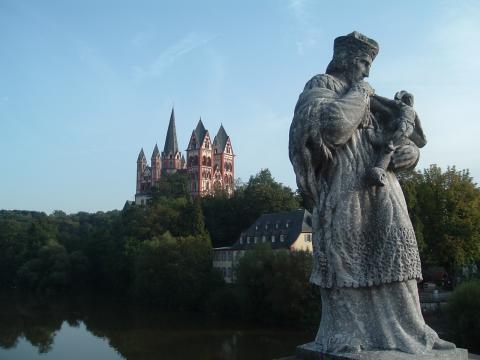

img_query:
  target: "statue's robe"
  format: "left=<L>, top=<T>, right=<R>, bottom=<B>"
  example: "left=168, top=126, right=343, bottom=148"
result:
left=289, top=74, right=444, bottom=353
left=289, top=73, right=422, bottom=288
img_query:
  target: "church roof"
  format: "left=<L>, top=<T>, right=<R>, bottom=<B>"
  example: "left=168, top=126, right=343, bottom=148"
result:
left=152, top=144, right=160, bottom=158
left=137, top=148, right=146, bottom=162
left=194, top=118, right=207, bottom=146
left=213, top=124, right=229, bottom=152
left=163, top=107, right=179, bottom=154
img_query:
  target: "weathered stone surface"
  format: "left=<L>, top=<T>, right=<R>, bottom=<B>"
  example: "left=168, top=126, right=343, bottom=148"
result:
left=288, top=31, right=463, bottom=356
left=295, top=342, right=468, bottom=360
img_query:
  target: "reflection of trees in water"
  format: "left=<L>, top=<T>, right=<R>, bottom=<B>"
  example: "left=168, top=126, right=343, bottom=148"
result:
left=0, top=297, right=65, bottom=353
left=0, top=295, right=311, bottom=359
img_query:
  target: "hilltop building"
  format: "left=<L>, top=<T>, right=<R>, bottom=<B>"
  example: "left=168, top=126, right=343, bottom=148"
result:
left=135, top=108, right=234, bottom=205
left=212, top=209, right=313, bottom=283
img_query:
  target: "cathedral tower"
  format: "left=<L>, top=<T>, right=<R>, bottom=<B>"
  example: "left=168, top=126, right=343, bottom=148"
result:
left=161, top=107, right=183, bottom=174
left=136, top=148, right=147, bottom=194
left=187, top=118, right=213, bottom=197
left=213, top=124, right=235, bottom=196
left=151, top=144, right=161, bottom=186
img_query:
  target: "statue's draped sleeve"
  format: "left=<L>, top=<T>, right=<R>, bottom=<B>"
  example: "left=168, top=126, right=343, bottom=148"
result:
left=289, top=74, right=370, bottom=201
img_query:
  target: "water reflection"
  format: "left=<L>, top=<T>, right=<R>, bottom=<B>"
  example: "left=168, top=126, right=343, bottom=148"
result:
left=0, top=296, right=312, bottom=360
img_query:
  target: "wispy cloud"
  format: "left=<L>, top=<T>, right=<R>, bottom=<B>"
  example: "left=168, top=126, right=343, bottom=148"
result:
left=131, top=28, right=155, bottom=48
left=133, top=32, right=217, bottom=79
left=286, top=0, right=322, bottom=56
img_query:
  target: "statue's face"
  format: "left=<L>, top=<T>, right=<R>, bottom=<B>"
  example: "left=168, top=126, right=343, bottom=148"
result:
left=349, top=54, right=372, bottom=82
left=402, top=94, right=414, bottom=106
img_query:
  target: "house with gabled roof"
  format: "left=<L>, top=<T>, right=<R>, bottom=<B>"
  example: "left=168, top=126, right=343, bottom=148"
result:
left=213, top=208, right=313, bottom=283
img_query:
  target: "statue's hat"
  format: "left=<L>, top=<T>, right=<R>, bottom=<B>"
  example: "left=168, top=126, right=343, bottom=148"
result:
left=333, top=31, right=379, bottom=60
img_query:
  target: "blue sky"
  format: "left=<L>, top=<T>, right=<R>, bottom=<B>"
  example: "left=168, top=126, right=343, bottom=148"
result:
left=1, top=0, right=479, bottom=213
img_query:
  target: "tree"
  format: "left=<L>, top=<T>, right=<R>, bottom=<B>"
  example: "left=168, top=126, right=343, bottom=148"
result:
left=133, top=232, right=217, bottom=310
left=235, top=244, right=320, bottom=325
left=399, top=165, right=480, bottom=273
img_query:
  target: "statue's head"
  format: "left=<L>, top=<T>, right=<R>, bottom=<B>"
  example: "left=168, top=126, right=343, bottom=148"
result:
left=395, top=90, right=414, bottom=106
left=326, top=31, right=379, bottom=83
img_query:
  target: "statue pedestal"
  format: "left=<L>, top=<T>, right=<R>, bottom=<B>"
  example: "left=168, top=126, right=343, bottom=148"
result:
left=284, top=342, right=469, bottom=360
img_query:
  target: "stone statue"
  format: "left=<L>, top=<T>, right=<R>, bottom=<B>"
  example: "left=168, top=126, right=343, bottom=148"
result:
left=288, top=31, right=466, bottom=359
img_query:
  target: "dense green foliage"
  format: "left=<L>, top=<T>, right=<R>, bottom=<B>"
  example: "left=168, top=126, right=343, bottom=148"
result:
left=0, top=173, right=215, bottom=309
left=205, top=244, right=320, bottom=326
left=0, top=169, right=303, bottom=320
left=399, top=165, right=480, bottom=273
left=445, top=280, right=480, bottom=351
left=235, top=244, right=320, bottom=325
left=3, top=165, right=480, bottom=328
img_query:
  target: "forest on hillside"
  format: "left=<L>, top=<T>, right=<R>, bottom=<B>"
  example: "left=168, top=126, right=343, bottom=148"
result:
left=0, top=166, right=479, bottom=327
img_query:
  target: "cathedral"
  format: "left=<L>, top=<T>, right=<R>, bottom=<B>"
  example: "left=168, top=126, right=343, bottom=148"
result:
left=135, top=108, right=234, bottom=205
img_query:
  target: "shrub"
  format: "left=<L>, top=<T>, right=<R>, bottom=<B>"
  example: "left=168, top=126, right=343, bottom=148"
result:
left=445, top=280, right=480, bottom=351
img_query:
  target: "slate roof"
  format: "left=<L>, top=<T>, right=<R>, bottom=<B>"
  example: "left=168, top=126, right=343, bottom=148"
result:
left=230, top=208, right=312, bottom=250
left=137, top=148, right=146, bottom=162
left=194, top=118, right=207, bottom=147
left=152, top=144, right=160, bottom=158
left=163, top=108, right=179, bottom=154
left=123, top=200, right=135, bottom=210
left=213, top=124, right=229, bottom=153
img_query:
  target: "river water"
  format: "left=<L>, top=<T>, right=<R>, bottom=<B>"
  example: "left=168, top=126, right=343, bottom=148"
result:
left=0, top=295, right=313, bottom=360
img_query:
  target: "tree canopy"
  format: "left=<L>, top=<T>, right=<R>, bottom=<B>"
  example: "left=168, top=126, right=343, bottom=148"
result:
left=399, top=165, right=480, bottom=273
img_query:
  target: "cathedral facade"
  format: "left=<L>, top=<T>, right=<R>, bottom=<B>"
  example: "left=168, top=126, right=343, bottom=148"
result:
left=135, top=108, right=234, bottom=205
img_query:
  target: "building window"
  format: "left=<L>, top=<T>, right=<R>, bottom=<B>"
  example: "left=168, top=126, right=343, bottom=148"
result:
left=262, top=235, right=266, bottom=242
left=271, top=235, right=275, bottom=242
left=254, top=236, right=259, bottom=243
left=247, top=237, right=250, bottom=244
left=304, top=234, right=312, bottom=242
left=280, top=234, right=285, bottom=242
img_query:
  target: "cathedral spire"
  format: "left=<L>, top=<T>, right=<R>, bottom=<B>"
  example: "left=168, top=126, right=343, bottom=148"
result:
left=137, top=148, right=146, bottom=162
left=194, top=117, right=207, bottom=146
left=214, top=124, right=229, bottom=153
left=152, top=143, right=160, bottom=158
left=163, top=107, right=179, bottom=154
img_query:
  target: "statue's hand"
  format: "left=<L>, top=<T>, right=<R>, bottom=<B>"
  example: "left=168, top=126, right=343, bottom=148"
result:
left=391, top=142, right=419, bottom=171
